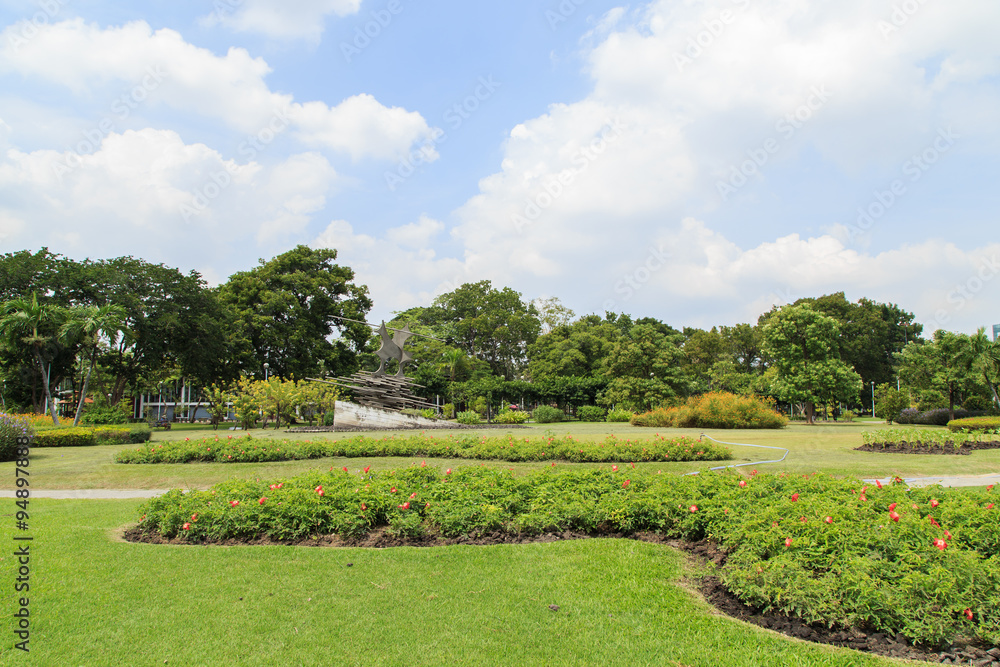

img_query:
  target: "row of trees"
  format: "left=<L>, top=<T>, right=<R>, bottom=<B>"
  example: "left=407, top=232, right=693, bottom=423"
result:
left=2, top=246, right=997, bottom=424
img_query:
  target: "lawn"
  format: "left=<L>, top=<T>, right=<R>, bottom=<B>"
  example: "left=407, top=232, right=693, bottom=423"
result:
left=0, top=500, right=897, bottom=666
left=2, top=420, right=994, bottom=665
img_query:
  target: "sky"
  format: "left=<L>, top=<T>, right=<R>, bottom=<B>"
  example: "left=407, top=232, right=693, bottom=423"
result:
left=1, top=0, right=998, bottom=337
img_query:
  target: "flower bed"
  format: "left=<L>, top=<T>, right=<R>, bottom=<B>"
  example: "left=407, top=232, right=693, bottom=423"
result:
left=857, top=429, right=1000, bottom=455
left=114, top=433, right=732, bottom=465
left=133, top=467, right=999, bottom=647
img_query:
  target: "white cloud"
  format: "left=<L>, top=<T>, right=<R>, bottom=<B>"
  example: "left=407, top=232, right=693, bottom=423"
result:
left=0, top=19, right=436, bottom=161
left=201, top=0, right=363, bottom=42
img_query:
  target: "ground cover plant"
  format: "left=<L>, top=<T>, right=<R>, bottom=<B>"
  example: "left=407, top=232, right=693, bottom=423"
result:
left=133, top=466, right=1000, bottom=648
left=114, top=432, right=732, bottom=465
left=631, top=392, right=787, bottom=429
left=859, top=429, right=1000, bottom=455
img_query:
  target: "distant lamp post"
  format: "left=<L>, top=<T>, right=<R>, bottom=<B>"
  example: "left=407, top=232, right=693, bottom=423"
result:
left=264, top=362, right=270, bottom=381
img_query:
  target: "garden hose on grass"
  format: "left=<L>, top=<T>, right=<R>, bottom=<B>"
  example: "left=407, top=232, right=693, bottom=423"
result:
left=683, top=434, right=789, bottom=476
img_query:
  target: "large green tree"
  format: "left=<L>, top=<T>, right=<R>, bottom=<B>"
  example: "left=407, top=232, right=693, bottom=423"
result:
left=0, top=294, right=67, bottom=424
left=761, top=303, right=862, bottom=423
left=58, top=304, right=129, bottom=426
left=970, top=327, right=1000, bottom=410
left=219, top=246, right=372, bottom=381
left=896, top=330, right=978, bottom=421
left=527, top=314, right=622, bottom=380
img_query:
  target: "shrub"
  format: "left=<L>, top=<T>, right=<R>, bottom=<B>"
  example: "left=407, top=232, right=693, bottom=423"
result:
left=0, top=413, right=34, bottom=462
left=631, top=392, right=786, bottom=429
left=420, top=409, right=438, bottom=420
left=492, top=410, right=529, bottom=424
left=80, top=395, right=132, bottom=425
left=323, top=411, right=336, bottom=426
left=456, top=411, right=480, bottom=425
left=577, top=405, right=606, bottom=422
left=441, top=403, right=455, bottom=420
left=896, top=407, right=920, bottom=424
left=471, top=396, right=488, bottom=418
left=606, top=408, right=634, bottom=423
left=947, top=416, right=1000, bottom=432
left=532, top=406, right=564, bottom=423
left=874, top=384, right=909, bottom=424
left=32, top=426, right=145, bottom=447
left=963, top=395, right=992, bottom=412
left=840, top=410, right=856, bottom=422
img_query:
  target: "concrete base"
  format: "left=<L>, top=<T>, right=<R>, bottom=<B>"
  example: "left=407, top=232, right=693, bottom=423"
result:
left=333, top=400, right=453, bottom=430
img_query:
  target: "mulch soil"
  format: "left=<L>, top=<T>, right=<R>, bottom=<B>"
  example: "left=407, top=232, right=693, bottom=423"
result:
left=122, top=527, right=999, bottom=664
left=855, top=441, right=1000, bottom=455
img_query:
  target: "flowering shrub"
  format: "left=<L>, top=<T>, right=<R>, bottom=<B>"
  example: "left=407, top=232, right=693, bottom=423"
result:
left=631, top=392, right=787, bottom=429
left=136, top=467, right=1000, bottom=646
left=0, top=413, right=35, bottom=462
left=115, top=433, right=731, bottom=464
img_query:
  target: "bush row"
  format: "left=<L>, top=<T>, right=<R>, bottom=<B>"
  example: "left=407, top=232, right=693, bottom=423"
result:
left=115, top=433, right=731, bottom=465
left=897, top=408, right=987, bottom=426
left=137, top=467, right=1000, bottom=647
left=947, top=416, right=1000, bottom=433
left=631, top=392, right=787, bottom=429
left=33, top=425, right=152, bottom=447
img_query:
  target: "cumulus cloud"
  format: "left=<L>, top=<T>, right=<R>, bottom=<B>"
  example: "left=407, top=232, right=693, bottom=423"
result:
left=201, top=0, right=363, bottom=42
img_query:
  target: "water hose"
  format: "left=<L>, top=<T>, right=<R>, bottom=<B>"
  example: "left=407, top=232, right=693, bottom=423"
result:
left=683, top=433, right=789, bottom=476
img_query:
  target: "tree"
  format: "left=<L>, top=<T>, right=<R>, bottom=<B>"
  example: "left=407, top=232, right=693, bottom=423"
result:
left=598, top=323, right=691, bottom=411
left=761, top=304, right=862, bottom=423
left=0, top=294, right=67, bottom=424
left=59, top=304, right=129, bottom=427
left=896, top=331, right=977, bottom=421
left=874, top=383, right=909, bottom=424
left=431, top=281, right=541, bottom=380
left=533, top=296, right=575, bottom=333
left=220, top=246, right=372, bottom=381
left=527, top=314, right=621, bottom=380
left=969, top=327, right=1000, bottom=410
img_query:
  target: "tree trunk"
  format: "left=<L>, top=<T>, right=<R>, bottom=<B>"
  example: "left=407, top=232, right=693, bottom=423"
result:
left=189, top=399, right=202, bottom=423
left=34, top=349, right=59, bottom=426
left=72, top=352, right=96, bottom=427
left=948, top=382, right=956, bottom=422
left=805, top=401, right=815, bottom=425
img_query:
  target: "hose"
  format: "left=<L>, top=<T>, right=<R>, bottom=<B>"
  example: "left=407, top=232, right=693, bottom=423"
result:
left=683, top=433, right=789, bottom=476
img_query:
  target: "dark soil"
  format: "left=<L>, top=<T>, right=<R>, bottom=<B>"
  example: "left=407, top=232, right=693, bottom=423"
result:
left=855, top=440, right=1000, bottom=455
left=122, top=526, right=998, bottom=663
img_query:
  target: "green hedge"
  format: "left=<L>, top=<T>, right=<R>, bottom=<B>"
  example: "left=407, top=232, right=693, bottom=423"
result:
left=115, top=433, right=731, bottom=465
left=137, top=467, right=1000, bottom=647
left=947, top=416, right=1000, bottom=432
left=632, top=392, right=787, bottom=429
left=33, top=425, right=152, bottom=447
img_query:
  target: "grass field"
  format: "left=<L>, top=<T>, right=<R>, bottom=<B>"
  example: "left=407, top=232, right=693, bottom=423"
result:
left=2, top=421, right=994, bottom=665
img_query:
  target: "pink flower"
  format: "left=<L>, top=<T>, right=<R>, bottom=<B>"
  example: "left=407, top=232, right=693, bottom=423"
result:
left=183, top=522, right=191, bottom=530
left=739, top=480, right=747, bottom=488
left=277, top=483, right=283, bottom=489
left=612, top=465, right=618, bottom=472
left=933, top=538, right=947, bottom=551
left=689, top=505, right=698, bottom=513
left=824, top=516, right=833, bottom=524
left=784, top=537, right=793, bottom=548
left=790, top=493, right=799, bottom=502
left=445, top=469, right=452, bottom=475
left=230, top=500, right=239, bottom=507
left=859, top=494, right=867, bottom=502
left=421, top=461, right=426, bottom=467
left=409, top=492, right=417, bottom=499
left=401, top=502, right=410, bottom=510
left=269, top=484, right=277, bottom=490
left=391, top=487, right=397, bottom=493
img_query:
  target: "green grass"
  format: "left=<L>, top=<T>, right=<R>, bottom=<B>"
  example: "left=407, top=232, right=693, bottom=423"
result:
left=0, top=500, right=899, bottom=666
left=5, top=421, right=999, bottom=490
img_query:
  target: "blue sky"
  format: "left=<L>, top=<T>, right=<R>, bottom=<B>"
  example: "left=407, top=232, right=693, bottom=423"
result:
left=1, top=0, right=998, bottom=336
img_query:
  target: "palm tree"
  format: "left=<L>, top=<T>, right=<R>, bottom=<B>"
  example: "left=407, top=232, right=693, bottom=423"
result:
left=441, top=348, right=468, bottom=382
left=0, top=293, right=66, bottom=425
left=970, top=327, right=1000, bottom=410
left=59, top=304, right=129, bottom=427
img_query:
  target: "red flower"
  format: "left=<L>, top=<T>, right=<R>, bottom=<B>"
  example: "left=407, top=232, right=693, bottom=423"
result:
left=401, top=502, right=410, bottom=510
left=612, top=465, right=618, bottom=472
left=409, top=492, right=417, bottom=499
left=876, top=479, right=883, bottom=489
left=183, top=522, right=191, bottom=530
left=989, top=484, right=995, bottom=491
left=931, top=498, right=940, bottom=508
left=230, top=500, right=239, bottom=507
left=799, top=516, right=807, bottom=523
left=751, top=470, right=757, bottom=476
left=859, top=495, right=867, bottom=502
left=739, top=480, right=747, bottom=488
left=824, top=516, right=833, bottom=524
left=933, top=538, right=947, bottom=551
left=784, top=537, right=793, bottom=548
left=988, top=504, right=995, bottom=510
left=191, top=513, right=198, bottom=522
left=361, top=503, right=367, bottom=511
left=929, top=516, right=940, bottom=527
left=259, top=497, right=267, bottom=505
left=623, top=480, right=630, bottom=488
left=391, top=487, right=397, bottom=493
left=269, top=484, right=277, bottom=490
left=420, top=460, right=426, bottom=467
left=278, top=483, right=283, bottom=489
left=911, top=503, right=918, bottom=510
left=445, top=469, right=452, bottom=475
left=944, top=530, right=953, bottom=539
left=964, top=609, right=973, bottom=621
left=790, top=493, right=799, bottom=502
left=888, top=502, right=897, bottom=511
left=342, top=466, right=348, bottom=473
left=689, top=505, right=698, bottom=513
left=889, top=510, right=900, bottom=522
left=364, top=466, right=370, bottom=474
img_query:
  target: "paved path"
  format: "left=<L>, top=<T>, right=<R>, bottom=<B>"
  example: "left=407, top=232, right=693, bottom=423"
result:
left=2, top=473, right=999, bottom=499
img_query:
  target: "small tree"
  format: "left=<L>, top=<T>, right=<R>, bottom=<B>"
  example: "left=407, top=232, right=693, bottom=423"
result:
left=204, top=384, right=232, bottom=430
left=874, top=383, right=909, bottom=424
